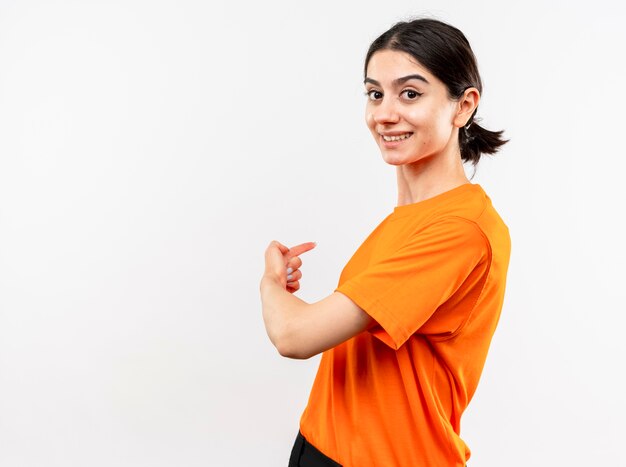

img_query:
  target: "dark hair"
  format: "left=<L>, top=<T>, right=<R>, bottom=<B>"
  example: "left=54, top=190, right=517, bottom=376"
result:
left=364, top=18, right=509, bottom=170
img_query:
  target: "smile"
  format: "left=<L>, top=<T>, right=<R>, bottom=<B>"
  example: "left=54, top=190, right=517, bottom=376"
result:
left=381, top=133, right=413, bottom=142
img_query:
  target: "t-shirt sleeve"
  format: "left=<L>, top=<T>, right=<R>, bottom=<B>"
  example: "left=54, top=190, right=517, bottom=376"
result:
left=334, top=217, right=489, bottom=349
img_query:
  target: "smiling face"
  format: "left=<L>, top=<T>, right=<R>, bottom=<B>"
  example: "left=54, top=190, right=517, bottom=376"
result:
left=364, top=49, right=461, bottom=166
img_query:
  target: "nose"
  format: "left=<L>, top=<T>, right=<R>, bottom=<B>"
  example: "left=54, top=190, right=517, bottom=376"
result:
left=371, top=96, right=400, bottom=125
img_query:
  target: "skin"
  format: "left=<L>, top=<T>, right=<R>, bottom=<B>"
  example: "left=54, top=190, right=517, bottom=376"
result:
left=260, top=49, right=480, bottom=360
left=364, top=49, right=480, bottom=205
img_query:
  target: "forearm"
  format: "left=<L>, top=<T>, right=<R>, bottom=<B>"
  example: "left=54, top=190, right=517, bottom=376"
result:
left=260, top=275, right=309, bottom=357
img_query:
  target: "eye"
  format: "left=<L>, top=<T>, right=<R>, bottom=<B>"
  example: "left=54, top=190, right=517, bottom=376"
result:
left=364, top=89, right=383, bottom=101
left=401, top=89, right=422, bottom=100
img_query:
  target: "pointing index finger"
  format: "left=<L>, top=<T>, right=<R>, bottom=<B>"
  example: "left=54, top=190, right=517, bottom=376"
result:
left=287, top=242, right=317, bottom=258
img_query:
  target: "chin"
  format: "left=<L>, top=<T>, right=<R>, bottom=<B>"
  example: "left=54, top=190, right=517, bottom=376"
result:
left=382, top=151, right=432, bottom=167
left=380, top=154, right=410, bottom=166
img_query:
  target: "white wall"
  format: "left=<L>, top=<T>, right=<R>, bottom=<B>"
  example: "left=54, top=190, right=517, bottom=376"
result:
left=1, top=1, right=624, bottom=465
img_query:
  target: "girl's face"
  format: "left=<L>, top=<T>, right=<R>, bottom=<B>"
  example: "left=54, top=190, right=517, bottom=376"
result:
left=364, top=49, right=461, bottom=166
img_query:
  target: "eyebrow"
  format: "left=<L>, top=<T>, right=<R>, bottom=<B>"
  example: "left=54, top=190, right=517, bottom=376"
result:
left=364, top=74, right=430, bottom=86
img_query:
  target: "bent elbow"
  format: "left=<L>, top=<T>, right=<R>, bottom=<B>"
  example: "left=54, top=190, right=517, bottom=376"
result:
left=274, top=332, right=314, bottom=360
left=277, top=345, right=313, bottom=360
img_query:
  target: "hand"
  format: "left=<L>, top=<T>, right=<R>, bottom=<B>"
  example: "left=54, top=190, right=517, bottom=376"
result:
left=263, top=240, right=317, bottom=294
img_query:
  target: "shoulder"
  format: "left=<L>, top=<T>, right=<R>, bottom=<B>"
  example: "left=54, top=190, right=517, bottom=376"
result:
left=387, top=215, right=491, bottom=266
left=417, top=215, right=489, bottom=246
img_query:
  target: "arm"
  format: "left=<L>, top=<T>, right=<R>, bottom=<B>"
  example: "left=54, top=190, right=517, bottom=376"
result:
left=260, top=241, right=375, bottom=360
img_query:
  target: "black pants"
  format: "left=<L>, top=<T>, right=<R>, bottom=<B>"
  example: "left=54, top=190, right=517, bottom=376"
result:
left=288, top=431, right=342, bottom=467
left=288, top=430, right=468, bottom=466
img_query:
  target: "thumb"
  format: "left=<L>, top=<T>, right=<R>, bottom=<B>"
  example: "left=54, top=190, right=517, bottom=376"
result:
left=269, top=240, right=290, bottom=254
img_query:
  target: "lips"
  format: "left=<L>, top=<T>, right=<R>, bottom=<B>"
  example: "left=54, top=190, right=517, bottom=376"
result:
left=381, top=132, right=413, bottom=142
left=379, top=132, right=414, bottom=148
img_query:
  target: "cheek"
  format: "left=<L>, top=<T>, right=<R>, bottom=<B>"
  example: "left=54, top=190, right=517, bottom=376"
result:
left=407, top=108, right=447, bottom=137
left=404, top=108, right=428, bottom=128
left=404, top=109, right=428, bottom=132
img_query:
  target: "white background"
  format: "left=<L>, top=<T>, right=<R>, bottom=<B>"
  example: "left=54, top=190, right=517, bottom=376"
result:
left=1, top=1, right=625, bottom=466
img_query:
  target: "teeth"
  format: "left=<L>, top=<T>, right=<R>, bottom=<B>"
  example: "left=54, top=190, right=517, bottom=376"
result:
left=382, top=133, right=412, bottom=142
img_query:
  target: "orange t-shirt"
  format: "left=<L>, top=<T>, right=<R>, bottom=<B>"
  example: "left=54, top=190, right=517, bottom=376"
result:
left=299, top=183, right=511, bottom=466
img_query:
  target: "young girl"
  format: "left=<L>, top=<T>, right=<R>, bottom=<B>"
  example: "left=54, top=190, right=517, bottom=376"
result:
left=260, top=17, right=511, bottom=467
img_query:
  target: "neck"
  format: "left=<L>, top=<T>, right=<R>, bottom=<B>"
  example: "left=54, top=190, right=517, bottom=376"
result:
left=395, top=148, right=469, bottom=207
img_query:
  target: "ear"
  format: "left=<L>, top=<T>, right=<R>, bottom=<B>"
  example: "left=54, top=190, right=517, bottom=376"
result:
left=453, top=87, right=480, bottom=128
